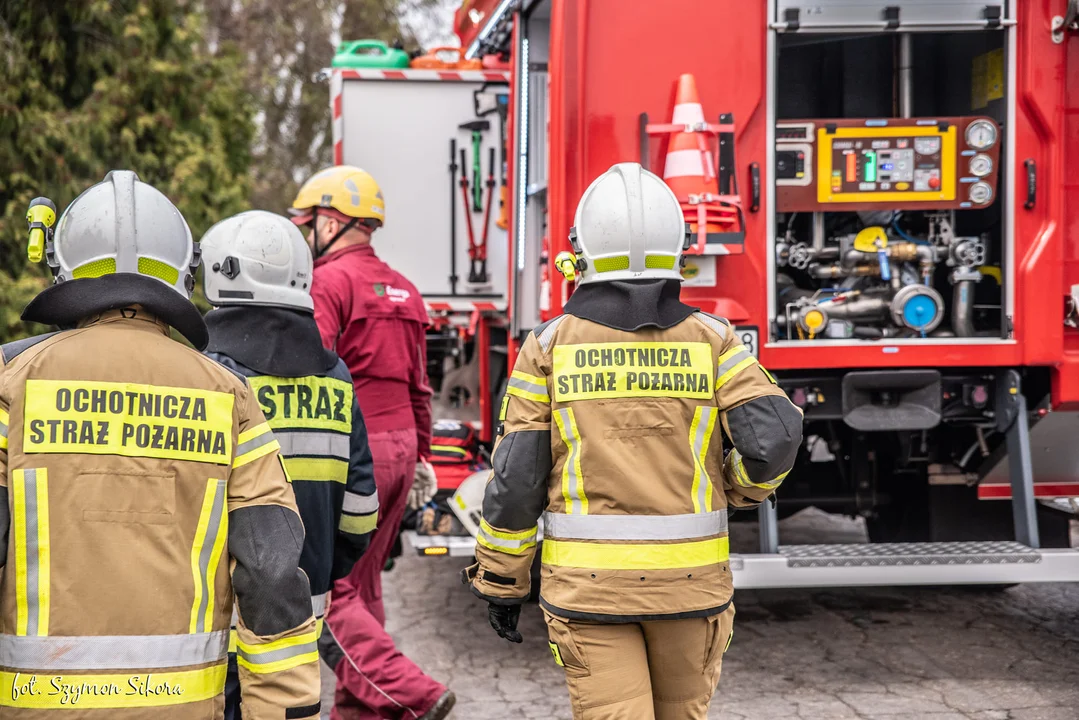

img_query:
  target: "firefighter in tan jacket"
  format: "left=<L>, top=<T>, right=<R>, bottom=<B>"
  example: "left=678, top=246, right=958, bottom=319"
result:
left=466, top=163, right=803, bottom=719
left=0, top=172, right=321, bottom=718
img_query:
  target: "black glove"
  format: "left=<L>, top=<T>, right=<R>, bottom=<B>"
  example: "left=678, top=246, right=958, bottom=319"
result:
left=488, top=602, right=523, bottom=643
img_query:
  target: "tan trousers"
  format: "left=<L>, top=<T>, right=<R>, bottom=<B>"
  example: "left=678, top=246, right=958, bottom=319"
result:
left=543, top=604, right=735, bottom=720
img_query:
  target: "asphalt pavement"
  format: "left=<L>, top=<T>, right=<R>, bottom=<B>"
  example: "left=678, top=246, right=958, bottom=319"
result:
left=322, top=508, right=1079, bottom=719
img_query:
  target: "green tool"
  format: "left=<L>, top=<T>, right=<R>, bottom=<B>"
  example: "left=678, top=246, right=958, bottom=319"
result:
left=459, top=119, right=490, bottom=212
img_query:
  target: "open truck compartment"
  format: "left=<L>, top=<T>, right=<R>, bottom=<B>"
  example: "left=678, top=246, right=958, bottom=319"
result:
left=770, top=18, right=1010, bottom=345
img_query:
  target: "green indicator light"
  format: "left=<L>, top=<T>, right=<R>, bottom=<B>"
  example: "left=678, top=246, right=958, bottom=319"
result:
left=864, top=151, right=877, bottom=183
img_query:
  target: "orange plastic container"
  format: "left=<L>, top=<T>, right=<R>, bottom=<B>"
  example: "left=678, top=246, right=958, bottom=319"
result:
left=410, top=46, right=482, bottom=70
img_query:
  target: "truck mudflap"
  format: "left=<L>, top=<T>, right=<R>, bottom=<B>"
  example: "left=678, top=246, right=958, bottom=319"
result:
left=979, top=410, right=1079, bottom=499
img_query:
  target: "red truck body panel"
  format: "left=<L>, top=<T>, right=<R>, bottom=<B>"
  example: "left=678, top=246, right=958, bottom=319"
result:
left=497, top=0, right=1079, bottom=403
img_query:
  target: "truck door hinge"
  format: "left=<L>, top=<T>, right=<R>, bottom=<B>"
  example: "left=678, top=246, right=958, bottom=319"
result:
left=783, top=8, right=800, bottom=32
left=984, top=5, right=1002, bottom=30
left=884, top=6, right=901, bottom=31
left=1052, top=0, right=1079, bottom=44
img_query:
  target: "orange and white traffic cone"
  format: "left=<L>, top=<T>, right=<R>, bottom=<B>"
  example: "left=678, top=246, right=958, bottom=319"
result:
left=661, top=74, right=738, bottom=248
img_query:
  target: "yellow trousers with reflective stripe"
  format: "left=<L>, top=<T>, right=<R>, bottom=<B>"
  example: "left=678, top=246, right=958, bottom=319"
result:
left=543, top=604, right=735, bottom=720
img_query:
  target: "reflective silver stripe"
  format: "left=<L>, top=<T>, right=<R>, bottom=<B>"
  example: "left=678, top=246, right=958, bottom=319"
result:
left=0, top=631, right=229, bottom=670
left=195, top=479, right=227, bottom=634
left=478, top=525, right=537, bottom=550
left=716, top=349, right=754, bottom=381
left=276, top=430, right=349, bottom=460
left=692, top=407, right=718, bottom=512
left=235, top=430, right=277, bottom=458
left=537, top=315, right=567, bottom=352
left=342, top=490, right=379, bottom=514
left=507, top=376, right=549, bottom=398
left=693, top=312, right=729, bottom=339
left=22, top=468, right=42, bottom=636
left=237, top=639, right=318, bottom=666
left=555, top=408, right=584, bottom=514
left=0, top=418, right=7, bottom=439
left=542, top=511, right=728, bottom=541
left=311, top=592, right=329, bottom=618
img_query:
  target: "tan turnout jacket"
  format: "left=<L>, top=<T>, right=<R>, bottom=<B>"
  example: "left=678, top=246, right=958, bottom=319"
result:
left=0, top=310, right=321, bottom=718
left=470, top=311, right=802, bottom=621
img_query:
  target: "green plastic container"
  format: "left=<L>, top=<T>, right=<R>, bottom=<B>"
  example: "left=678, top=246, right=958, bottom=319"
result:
left=332, top=40, right=410, bottom=70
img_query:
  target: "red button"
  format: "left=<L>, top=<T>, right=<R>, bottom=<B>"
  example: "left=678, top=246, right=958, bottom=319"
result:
left=928, top=176, right=941, bottom=190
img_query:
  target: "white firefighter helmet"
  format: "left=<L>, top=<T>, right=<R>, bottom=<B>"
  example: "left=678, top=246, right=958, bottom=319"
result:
left=449, top=470, right=489, bottom=540
left=200, top=210, right=315, bottom=312
left=569, top=162, right=689, bottom=285
left=51, top=170, right=197, bottom=296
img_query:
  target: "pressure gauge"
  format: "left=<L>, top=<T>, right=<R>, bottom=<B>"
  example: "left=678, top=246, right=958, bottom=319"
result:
left=969, top=181, right=993, bottom=205
left=914, top=137, right=942, bottom=156
left=969, top=154, right=994, bottom=177
left=965, top=120, right=998, bottom=150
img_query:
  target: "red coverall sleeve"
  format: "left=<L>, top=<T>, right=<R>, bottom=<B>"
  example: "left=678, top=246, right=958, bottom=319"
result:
left=311, top=266, right=349, bottom=351
left=410, top=322, right=433, bottom=461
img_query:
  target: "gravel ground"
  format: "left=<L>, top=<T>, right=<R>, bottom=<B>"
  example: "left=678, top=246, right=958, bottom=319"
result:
left=321, top=508, right=1079, bottom=719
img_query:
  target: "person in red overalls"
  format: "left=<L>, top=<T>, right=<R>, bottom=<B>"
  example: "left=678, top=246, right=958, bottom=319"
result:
left=291, top=166, right=453, bottom=720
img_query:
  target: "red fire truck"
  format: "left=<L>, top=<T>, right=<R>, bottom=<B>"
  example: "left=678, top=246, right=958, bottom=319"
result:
left=336, top=0, right=1079, bottom=586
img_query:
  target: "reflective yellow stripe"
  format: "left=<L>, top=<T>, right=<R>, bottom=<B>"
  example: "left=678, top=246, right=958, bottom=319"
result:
left=232, top=425, right=279, bottom=469
left=238, top=422, right=271, bottom=445
left=0, top=665, right=227, bottom=709
left=479, top=519, right=536, bottom=541
left=13, top=474, right=28, bottom=635
left=23, top=380, right=234, bottom=464
left=760, top=366, right=778, bottom=385
left=431, top=444, right=468, bottom=456
left=476, top=518, right=537, bottom=555
left=508, top=370, right=549, bottom=401
left=552, top=342, right=714, bottom=402
left=715, top=347, right=757, bottom=390
left=512, top=370, right=546, bottom=385
left=236, top=631, right=319, bottom=674
left=689, top=407, right=719, bottom=513
left=235, top=630, right=318, bottom=656
left=728, top=449, right=789, bottom=490
left=12, top=469, right=49, bottom=637
left=339, top=512, right=378, bottom=534
left=283, top=456, right=348, bottom=483
left=506, top=386, right=549, bottom=403
left=35, top=474, right=50, bottom=637
left=189, top=479, right=227, bottom=634
left=554, top=408, right=587, bottom=515
left=542, top=537, right=730, bottom=570
left=237, top=649, right=319, bottom=675
left=0, top=406, right=9, bottom=450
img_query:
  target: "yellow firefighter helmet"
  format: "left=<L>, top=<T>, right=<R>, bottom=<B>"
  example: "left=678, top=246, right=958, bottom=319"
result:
left=289, top=165, right=385, bottom=228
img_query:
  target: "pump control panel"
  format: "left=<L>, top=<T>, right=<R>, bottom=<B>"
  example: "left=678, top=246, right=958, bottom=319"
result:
left=776, top=117, right=1001, bottom=212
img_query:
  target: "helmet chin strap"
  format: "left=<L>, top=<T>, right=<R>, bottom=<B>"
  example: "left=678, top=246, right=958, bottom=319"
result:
left=313, top=208, right=359, bottom=258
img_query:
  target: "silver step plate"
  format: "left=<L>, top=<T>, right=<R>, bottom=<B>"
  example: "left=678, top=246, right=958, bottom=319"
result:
left=731, top=542, right=1079, bottom=589
left=780, top=540, right=1040, bottom=567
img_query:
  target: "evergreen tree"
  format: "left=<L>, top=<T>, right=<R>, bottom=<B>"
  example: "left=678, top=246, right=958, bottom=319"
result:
left=0, top=0, right=255, bottom=342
